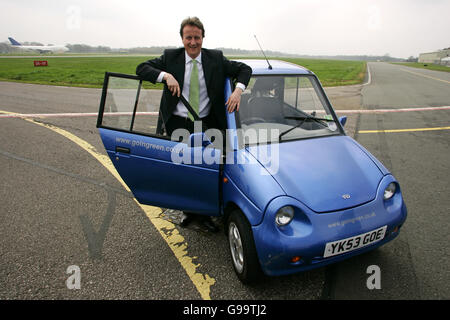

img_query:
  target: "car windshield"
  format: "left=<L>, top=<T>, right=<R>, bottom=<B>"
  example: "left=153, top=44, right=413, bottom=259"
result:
left=238, top=75, right=340, bottom=144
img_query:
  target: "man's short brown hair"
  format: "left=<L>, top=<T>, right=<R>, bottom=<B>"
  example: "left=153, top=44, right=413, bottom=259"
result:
left=180, top=17, right=205, bottom=38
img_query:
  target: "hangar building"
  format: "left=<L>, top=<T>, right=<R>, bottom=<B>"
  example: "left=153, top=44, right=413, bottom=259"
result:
left=418, top=48, right=450, bottom=65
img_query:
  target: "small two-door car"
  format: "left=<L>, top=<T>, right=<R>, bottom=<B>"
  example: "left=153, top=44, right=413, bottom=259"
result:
left=96, top=59, right=407, bottom=283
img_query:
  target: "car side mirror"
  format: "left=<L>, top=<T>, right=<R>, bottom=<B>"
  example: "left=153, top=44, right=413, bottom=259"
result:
left=339, top=116, right=347, bottom=127
left=189, top=132, right=212, bottom=147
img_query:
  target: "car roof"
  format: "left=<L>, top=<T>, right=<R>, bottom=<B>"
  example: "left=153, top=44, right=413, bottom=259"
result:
left=234, top=59, right=313, bottom=75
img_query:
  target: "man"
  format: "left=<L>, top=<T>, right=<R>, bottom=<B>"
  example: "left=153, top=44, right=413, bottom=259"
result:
left=136, top=16, right=251, bottom=135
left=136, top=17, right=252, bottom=232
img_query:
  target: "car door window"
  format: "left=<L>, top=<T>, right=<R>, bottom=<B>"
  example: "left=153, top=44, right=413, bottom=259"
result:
left=98, top=72, right=164, bottom=137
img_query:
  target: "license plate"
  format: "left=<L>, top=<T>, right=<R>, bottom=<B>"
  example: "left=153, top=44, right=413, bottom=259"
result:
left=323, top=226, right=387, bottom=258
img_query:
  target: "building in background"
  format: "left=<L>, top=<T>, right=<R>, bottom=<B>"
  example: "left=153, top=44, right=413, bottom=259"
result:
left=418, top=48, right=450, bottom=65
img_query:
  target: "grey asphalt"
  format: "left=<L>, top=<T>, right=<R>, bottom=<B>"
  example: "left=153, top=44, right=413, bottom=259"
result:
left=329, top=62, right=450, bottom=299
left=0, top=116, right=199, bottom=299
left=362, top=62, right=450, bottom=108
left=0, top=61, right=449, bottom=300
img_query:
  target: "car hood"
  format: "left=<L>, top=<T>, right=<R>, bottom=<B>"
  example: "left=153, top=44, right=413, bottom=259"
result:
left=246, top=136, right=384, bottom=213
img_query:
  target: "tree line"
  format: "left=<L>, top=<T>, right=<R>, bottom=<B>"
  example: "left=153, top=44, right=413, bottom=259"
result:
left=0, top=42, right=410, bottom=61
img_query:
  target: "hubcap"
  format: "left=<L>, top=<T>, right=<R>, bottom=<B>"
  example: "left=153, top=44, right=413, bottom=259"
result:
left=228, top=222, right=244, bottom=273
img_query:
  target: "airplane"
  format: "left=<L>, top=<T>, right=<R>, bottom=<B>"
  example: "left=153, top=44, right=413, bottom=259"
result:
left=8, top=37, right=69, bottom=53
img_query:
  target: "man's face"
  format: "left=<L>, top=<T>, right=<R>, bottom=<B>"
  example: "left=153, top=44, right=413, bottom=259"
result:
left=182, top=25, right=203, bottom=59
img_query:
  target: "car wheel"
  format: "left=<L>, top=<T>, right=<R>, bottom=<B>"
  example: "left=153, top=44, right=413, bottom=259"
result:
left=227, top=210, right=263, bottom=284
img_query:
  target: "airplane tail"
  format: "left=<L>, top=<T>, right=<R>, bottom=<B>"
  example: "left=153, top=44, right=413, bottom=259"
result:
left=8, top=37, right=22, bottom=46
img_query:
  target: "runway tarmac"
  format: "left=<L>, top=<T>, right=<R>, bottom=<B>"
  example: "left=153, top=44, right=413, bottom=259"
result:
left=0, top=62, right=449, bottom=300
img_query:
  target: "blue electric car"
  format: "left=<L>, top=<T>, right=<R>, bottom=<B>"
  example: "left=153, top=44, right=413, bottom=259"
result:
left=96, top=59, right=407, bottom=283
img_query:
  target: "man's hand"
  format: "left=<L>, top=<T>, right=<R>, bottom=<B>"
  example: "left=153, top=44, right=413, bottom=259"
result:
left=226, top=88, right=243, bottom=113
left=163, top=73, right=180, bottom=97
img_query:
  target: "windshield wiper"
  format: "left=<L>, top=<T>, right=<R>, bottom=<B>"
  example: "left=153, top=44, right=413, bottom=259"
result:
left=279, top=114, right=334, bottom=141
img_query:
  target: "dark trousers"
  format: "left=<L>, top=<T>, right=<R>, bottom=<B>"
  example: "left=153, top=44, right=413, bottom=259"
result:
left=165, top=113, right=218, bottom=137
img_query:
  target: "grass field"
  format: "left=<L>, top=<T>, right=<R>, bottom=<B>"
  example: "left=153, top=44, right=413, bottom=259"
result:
left=0, top=55, right=366, bottom=88
left=0, top=56, right=158, bottom=88
left=282, top=58, right=366, bottom=86
left=391, top=62, right=450, bottom=73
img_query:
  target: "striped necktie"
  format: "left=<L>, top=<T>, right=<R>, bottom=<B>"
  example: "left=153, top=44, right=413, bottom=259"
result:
left=188, top=60, right=199, bottom=121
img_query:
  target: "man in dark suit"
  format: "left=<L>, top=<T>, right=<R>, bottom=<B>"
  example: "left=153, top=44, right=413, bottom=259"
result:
left=136, top=16, right=252, bottom=136
left=136, top=17, right=252, bottom=232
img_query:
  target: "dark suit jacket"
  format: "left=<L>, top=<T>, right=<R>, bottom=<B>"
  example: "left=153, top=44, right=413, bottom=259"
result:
left=136, top=48, right=252, bottom=131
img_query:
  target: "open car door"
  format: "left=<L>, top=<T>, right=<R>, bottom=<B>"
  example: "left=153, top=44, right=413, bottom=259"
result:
left=96, top=73, right=221, bottom=215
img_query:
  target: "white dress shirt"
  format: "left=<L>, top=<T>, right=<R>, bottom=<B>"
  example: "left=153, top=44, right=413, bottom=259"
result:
left=156, top=51, right=246, bottom=118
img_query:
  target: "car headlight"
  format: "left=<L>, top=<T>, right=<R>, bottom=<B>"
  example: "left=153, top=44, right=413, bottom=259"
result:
left=383, top=182, right=397, bottom=200
left=275, top=206, right=294, bottom=226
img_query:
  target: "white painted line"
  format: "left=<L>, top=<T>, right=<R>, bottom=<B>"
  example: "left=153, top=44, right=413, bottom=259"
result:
left=0, top=111, right=158, bottom=119
left=363, top=63, right=372, bottom=86
left=334, top=106, right=450, bottom=114
left=1, top=106, right=449, bottom=119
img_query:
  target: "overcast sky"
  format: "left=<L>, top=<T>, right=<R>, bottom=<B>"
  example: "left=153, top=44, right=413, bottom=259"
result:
left=1, top=0, right=449, bottom=58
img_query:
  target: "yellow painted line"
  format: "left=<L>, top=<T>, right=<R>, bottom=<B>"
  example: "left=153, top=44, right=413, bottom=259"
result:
left=0, top=110, right=215, bottom=300
left=359, top=126, right=450, bottom=134
left=401, top=69, right=450, bottom=84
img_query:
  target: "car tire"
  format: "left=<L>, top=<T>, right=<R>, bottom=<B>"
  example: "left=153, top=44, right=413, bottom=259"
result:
left=227, top=210, right=264, bottom=284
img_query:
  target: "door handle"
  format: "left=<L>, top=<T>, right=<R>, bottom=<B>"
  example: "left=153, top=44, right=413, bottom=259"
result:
left=115, top=146, right=130, bottom=154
